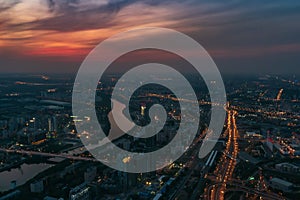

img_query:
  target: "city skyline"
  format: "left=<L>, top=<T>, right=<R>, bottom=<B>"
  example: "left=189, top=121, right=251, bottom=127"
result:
left=0, top=73, right=299, bottom=199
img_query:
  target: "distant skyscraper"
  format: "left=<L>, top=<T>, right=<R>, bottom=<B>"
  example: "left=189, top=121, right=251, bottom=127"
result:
left=48, top=116, right=57, bottom=132
left=29, top=118, right=36, bottom=130
left=141, top=105, right=146, bottom=116
left=48, top=118, right=52, bottom=132
left=47, top=116, right=57, bottom=138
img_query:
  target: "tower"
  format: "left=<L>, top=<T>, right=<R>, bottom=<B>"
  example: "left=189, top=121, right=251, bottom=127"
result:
left=141, top=104, right=146, bottom=116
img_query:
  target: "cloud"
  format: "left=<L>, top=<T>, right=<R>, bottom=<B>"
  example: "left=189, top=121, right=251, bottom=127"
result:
left=1, top=0, right=194, bottom=32
left=0, top=0, right=19, bottom=11
left=1, top=0, right=300, bottom=74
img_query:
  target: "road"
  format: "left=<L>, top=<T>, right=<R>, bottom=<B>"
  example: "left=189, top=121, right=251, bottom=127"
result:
left=207, top=110, right=239, bottom=200
left=206, top=182, right=284, bottom=200
left=204, top=109, right=285, bottom=200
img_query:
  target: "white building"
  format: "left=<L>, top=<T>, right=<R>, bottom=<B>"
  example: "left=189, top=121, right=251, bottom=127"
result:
left=270, top=177, right=293, bottom=192
left=30, top=180, right=44, bottom=193
left=69, top=183, right=90, bottom=200
left=275, top=162, right=300, bottom=173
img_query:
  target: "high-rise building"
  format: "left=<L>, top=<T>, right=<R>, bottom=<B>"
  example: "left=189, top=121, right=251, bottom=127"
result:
left=30, top=180, right=44, bottom=193
left=69, top=183, right=90, bottom=200
left=29, top=118, right=36, bottom=130
left=48, top=116, right=57, bottom=133
left=84, top=166, right=97, bottom=183
left=117, top=171, right=138, bottom=192
left=141, top=103, right=146, bottom=116
left=47, top=116, right=57, bottom=138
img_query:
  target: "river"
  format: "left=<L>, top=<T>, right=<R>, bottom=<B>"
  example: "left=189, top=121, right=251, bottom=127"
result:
left=0, top=163, right=53, bottom=192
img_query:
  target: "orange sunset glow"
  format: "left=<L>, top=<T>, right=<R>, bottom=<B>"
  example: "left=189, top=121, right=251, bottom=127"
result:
left=1, top=0, right=300, bottom=74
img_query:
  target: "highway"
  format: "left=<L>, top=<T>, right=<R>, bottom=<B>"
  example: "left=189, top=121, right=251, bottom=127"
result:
left=206, top=182, right=284, bottom=200
left=204, top=109, right=285, bottom=200
left=206, top=110, right=239, bottom=200
left=144, top=92, right=300, bottom=120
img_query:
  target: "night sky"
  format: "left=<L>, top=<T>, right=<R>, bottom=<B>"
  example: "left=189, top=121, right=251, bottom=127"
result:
left=1, top=0, right=300, bottom=75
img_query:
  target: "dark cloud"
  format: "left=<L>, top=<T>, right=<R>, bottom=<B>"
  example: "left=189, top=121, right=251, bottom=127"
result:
left=23, top=10, right=118, bottom=32
left=175, top=1, right=300, bottom=51
left=46, top=0, right=55, bottom=12
left=3, top=0, right=188, bottom=32
left=3, top=0, right=139, bottom=32
left=1, top=0, right=300, bottom=75
left=0, top=0, right=20, bottom=12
